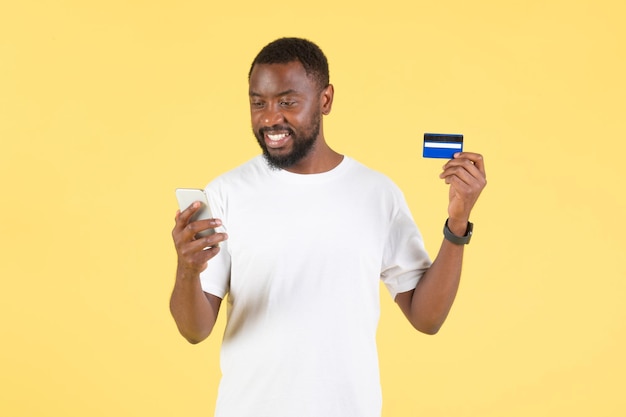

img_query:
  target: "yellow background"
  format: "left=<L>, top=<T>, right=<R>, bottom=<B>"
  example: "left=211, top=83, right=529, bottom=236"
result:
left=2, top=0, right=624, bottom=415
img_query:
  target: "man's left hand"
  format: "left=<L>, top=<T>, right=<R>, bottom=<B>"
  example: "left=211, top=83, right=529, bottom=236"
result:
left=439, top=152, right=487, bottom=234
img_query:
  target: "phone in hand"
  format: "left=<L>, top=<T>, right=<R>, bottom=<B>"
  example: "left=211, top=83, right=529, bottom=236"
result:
left=175, top=188, right=216, bottom=238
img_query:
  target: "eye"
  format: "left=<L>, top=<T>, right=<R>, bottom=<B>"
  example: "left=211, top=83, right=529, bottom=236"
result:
left=250, top=100, right=265, bottom=109
left=280, top=100, right=296, bottom=107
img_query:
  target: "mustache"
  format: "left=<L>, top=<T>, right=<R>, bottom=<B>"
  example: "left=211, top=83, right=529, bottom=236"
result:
left=258, top=125, right=295, bottom=136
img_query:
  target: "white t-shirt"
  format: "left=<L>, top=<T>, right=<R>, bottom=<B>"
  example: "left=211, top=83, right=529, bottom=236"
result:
left=200, top=155, right=431, bottom=417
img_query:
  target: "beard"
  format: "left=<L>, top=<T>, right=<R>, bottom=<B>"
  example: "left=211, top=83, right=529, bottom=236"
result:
left=254, top=114, right=321, bottom=170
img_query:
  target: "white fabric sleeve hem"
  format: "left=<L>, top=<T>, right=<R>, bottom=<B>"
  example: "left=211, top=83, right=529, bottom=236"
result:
left=383, top=270, right=425, bottom=300
left=200, top=281, right=228, bottom=299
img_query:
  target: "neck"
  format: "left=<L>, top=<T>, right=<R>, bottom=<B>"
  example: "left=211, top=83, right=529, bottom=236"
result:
left=283, top=137, right=343, bottom=175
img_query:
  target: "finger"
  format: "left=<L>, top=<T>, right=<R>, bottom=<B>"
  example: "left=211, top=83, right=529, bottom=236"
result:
left=443, top=165, right=481, bottom=187
left=174, top=198, right=220, bottom=236
left=178, top=201, right=202, bottom=224
left=453, top=152, right=486, bottom=175
left=441, top=159, right=484, bottom=185
left=199, top=245, right=221, bottom=262
left=200, top=231, right=228, bottom=249
left=183, top=232, right=228, bottom=253
left=176, top=232, right=228, bottom=265
left=173, top=203, right=200, bottom=236
left=177, top=244, right=220, bottom=275
left=183, top=218, right=223, bottom=241
left=445, top=167, right=487, bottom=207
left=445, top=173, right=475, bottom=194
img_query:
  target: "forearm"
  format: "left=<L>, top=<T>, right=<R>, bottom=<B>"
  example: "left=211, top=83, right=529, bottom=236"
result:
left=396, top=217, right=469, bottom=334
left=398, top=151, right=486, bottom=334
left=408, top=237, right=464, bottom=334
left=169, top=267, right=220, bottom=344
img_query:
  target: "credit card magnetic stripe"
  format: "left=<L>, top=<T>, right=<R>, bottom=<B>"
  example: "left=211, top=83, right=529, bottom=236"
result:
left=423, top=133, right=463, bottom=158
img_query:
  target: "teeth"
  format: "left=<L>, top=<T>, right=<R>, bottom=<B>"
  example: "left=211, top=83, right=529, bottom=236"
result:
left=267, top=133, right=288, bottom=141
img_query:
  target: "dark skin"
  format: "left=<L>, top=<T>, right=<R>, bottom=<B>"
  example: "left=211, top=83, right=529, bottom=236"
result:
left=396, top=152, right=486, bottom=334
left=170, top=61, right=486, bottom=343
left=170, top=209, right=225, bottom=343
left=249, top=60, right=342, bottom=174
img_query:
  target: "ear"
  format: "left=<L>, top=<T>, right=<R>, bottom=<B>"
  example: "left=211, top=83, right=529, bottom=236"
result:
left=320, top=84, right=334, bottom=115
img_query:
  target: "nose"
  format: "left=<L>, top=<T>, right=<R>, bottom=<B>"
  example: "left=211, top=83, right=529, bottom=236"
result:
left=261, top=104, right=285, bottom=127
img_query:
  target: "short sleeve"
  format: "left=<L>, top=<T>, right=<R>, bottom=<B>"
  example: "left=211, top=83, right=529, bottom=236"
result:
left=380, top=194, right=431, bottom=299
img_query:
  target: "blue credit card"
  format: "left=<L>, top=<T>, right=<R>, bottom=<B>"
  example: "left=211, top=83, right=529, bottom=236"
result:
left=423, top=133, right=463, bottom=159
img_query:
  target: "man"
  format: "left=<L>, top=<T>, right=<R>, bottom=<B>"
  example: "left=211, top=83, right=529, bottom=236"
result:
left=171, top=37, right=486, bottom=417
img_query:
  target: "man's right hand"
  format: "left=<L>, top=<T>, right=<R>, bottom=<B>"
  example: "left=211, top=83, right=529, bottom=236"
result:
left=172, top=201, right=229, bottom=278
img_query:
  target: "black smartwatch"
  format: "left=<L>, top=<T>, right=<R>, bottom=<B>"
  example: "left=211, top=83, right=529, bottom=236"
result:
left=443, top=219, right=473, bottom=245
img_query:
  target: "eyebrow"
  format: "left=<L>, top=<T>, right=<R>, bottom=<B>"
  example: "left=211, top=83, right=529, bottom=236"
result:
left=249, top=89, right=299, bottom=97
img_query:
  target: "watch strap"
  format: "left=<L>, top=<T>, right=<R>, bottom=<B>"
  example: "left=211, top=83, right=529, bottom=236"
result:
left=443, top=219, right=473, bottom=245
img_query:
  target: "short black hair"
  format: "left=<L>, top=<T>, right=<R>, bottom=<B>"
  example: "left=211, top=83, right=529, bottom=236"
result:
left=248, top=37, right=330, bottom=90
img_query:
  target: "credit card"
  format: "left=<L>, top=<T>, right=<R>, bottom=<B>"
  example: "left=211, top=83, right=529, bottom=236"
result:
left=423, top=133, right=463, bottom=159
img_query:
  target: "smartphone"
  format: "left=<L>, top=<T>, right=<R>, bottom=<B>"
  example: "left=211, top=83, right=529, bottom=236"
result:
left=175, top=188, right=216, bottom=238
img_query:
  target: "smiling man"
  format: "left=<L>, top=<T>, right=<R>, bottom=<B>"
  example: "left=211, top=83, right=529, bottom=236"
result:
left=249, top=47, right=340, bottom=173
left=170, top=37, right=486, bottom=417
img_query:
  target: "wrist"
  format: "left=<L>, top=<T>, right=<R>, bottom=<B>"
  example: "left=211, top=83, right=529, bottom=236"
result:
left=176, top=263, right=202, bottom=282
left=446, top=218, right=469, bottom=236
left=443, top=218, right=473, bottom=245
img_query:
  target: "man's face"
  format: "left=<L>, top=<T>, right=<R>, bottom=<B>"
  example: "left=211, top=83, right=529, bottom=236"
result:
left=249, top=61, right=325, bottom=170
